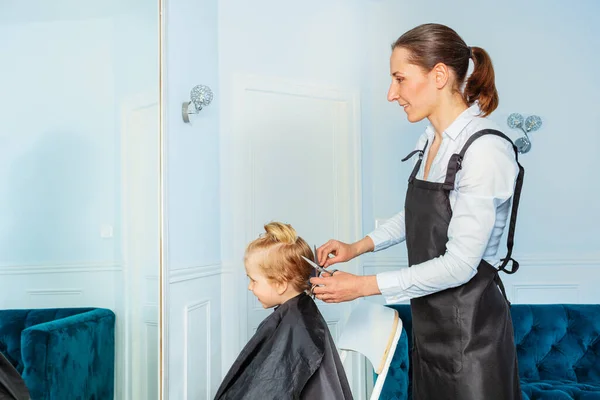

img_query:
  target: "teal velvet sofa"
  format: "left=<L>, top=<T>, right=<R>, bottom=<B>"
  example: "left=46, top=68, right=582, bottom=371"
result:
left=0, top=308, right=115, bottom=400
left=380, top=304, right=600, bottom=400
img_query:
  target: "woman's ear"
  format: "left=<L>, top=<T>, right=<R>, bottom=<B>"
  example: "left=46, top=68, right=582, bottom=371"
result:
left=432, top=62, right=450, bottom=89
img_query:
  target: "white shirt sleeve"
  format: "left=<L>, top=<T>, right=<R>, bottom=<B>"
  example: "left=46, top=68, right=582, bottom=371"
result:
left=375, top=136, right=519, bottom=303
left=366, top=210, right=406, bottom=252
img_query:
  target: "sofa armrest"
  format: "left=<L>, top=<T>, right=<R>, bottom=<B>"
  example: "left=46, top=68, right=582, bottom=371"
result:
left=20, top=308, right=115, bottom=400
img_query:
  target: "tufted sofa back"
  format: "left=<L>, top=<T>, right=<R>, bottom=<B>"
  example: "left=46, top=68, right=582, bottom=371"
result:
left=0, top=308, right=95, bottom=374
left=389, top=304, right=600, bottom=384
left=511, top=304, right=600, bottom=383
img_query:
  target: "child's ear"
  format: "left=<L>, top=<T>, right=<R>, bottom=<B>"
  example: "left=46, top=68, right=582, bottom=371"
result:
left=275, top=280, right=288, bottom=295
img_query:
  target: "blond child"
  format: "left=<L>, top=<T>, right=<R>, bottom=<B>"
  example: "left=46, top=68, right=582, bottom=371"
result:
left=214, top=222, right=353, bottom=400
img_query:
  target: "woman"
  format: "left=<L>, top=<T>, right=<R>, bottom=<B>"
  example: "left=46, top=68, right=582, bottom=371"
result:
left=310, top=23, right=524, bottom=400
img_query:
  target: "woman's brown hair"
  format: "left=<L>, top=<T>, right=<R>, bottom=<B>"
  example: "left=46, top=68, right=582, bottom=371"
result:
left=392, top=23, right=499, bottom=117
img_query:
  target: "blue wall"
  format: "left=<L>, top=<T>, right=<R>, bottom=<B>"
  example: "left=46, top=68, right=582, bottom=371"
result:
left=0, top=1, right=158, bottom=266
left=361, top=0, right=600, bottom=261
left=164, top=0, right=220, bottom=269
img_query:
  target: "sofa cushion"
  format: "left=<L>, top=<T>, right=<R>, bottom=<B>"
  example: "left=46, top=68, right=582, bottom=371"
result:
left=521, top=380, right=600, bottom=399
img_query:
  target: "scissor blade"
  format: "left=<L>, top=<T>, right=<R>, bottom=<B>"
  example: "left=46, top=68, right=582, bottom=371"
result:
left=302, top=255, right=327, bottom=274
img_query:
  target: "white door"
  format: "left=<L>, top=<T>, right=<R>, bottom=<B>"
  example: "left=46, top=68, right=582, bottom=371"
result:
left=161, top=0, right=221, bottom=399
left=221, top=74, right=365, bottom=397
left=121, top=93, right=160, bottom=400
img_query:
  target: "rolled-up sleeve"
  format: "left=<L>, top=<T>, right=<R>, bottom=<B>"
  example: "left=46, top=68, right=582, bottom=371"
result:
left=376, top=136, right=519, bottom=303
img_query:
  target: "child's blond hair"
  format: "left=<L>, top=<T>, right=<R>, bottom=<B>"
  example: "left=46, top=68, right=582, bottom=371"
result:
left=245, top=222, right=313, bottom=292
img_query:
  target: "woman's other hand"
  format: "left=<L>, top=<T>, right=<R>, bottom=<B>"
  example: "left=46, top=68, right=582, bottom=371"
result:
left=316, top=237, right=375, bottom=268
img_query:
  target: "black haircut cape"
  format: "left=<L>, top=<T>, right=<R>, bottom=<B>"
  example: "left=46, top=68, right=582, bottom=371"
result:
left=214, top=292, right=353, bottom=400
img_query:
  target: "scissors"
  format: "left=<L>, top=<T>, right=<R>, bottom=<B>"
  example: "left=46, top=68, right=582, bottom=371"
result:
left=303, top=246, right=338, bottom=279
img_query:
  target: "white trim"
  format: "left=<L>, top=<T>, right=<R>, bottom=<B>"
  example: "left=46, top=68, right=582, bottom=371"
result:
left=0, top=263, right=122, bottom=275
left=169, top=264, right=222, bottom=283
left=512, top=283, right=581, bottom=304
left=26, top=289, right=83, bottom=296
left=239, top=73, right=360, bottom=101
left=183, top=300, right=211, bottom=400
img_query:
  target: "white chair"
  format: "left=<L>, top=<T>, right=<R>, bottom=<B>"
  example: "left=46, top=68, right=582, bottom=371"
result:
left=338, top=300, right=403, bottom=400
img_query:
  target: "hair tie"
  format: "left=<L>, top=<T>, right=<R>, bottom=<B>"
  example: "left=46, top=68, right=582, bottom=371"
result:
left=468, top=46, right=473, bottom=58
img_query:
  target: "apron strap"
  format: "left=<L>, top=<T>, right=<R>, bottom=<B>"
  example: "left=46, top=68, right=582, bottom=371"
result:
left=402, top=140, right=429, bottom=183
left=493, top=272, right=512, bottom=306
left=498, top=162, right=524, bottom=274
left=442, top=129, right=525, bottom=275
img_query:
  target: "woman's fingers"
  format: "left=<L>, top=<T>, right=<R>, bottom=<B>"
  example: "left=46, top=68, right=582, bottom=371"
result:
left=316, top=240, right=335, bottom=266
left=316, top=295, right=336, bottom=303
left=317, top=240, right=349, bottom=268
left=309, top=275, right=332, bottom=289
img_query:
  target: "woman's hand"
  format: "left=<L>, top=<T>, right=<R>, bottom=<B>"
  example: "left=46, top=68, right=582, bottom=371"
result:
left=316, top=237, right=374, bottom=268
left=310, top=272, right=380, bottom=303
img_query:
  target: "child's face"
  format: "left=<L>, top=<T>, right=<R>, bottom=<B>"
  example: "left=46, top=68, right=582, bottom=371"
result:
left=245, top=257, right=281, bottom=309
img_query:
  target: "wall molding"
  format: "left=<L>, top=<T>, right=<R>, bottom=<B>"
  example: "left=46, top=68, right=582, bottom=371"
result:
left=240, top=73, right=360, bottom=102
left=326, top=320, right=340, bottom=341
left=512, top=284, right=580, bottom=304
left=0, top=262, right=121, bottom=275
left=26, top=289, right=83, bottom=297
left=362, top=254, right=600, bottom=271
left=169, top=264, right=222, bottom=283
left=184, top=300, right=211, bottom=400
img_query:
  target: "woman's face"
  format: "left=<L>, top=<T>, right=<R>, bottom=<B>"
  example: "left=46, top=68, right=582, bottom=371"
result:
left=387, top=47, right=438, bottom=123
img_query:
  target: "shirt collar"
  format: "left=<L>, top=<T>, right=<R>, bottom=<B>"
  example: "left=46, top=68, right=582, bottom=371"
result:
left=425, top=103, right=480, bottom=141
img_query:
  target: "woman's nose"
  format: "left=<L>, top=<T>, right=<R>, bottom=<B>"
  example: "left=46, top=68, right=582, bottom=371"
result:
left=387, top=84, right=399, bottom=102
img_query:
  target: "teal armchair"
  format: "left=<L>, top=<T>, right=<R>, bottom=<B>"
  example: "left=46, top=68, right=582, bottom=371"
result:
left=0, top=308, right=115, bottom=400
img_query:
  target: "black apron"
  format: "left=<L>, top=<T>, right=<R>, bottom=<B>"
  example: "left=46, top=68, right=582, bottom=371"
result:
left=402, top=129, right=524, bottom=400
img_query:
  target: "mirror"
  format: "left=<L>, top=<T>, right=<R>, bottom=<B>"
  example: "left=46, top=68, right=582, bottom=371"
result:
left=0, top=1, right=160, bottom=399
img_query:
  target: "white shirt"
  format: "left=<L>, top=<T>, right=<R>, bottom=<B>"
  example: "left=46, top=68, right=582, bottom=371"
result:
left=368, top=104, right=519, bottom=304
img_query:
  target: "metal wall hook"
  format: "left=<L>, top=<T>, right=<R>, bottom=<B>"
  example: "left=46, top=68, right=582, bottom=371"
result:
left=507, top=113, right=542, bottom=154
left=182, top=85, right=213, bottom=123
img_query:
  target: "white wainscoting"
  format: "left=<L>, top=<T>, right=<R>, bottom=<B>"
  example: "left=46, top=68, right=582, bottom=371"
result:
left=0, top=265, right=121, bottom=308
left=362, top=254, right=600, bottom=305
left=167, top=268, right=221, bottom=400
left=185, top=300, right=211, bottom=400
